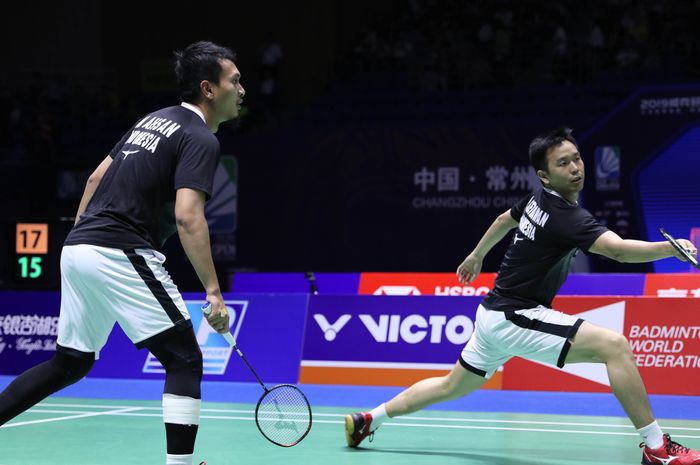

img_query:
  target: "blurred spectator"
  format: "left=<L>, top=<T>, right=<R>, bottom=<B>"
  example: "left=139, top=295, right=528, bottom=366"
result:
left=260, top=34, right=283, bottom=78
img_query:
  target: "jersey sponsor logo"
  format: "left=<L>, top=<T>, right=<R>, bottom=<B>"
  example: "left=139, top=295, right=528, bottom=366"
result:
left=312, top=312, right=474, bottom=345
left=121, top=150, right=139, bottom=158
left=142, top=300, right=248, bottom=375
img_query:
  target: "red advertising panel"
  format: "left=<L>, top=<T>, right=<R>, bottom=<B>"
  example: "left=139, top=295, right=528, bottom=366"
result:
left=643, top=273, right=700, bottom=298
left=503, top=297, right=700, bottom=395
left=358, top=272, right=497, bottom=296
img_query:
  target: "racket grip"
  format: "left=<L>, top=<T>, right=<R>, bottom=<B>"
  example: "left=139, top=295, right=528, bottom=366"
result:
left=222, top=332, right=236, bottom=347
left=202, top=303, right=239, bottom=348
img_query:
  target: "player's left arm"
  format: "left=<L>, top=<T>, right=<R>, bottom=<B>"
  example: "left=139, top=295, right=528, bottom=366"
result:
left=589, top=230, right=697, bottom=263
left=74, top=155, right=112, bottom=225
left=457, top=209, right=518, bottom=283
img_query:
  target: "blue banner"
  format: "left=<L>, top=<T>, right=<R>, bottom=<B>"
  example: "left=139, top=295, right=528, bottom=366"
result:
left=0, top=291, right=60, bottom=373
left=0, top=292, right=309, bottom=384
left=302, top=295, right=481, bottom=365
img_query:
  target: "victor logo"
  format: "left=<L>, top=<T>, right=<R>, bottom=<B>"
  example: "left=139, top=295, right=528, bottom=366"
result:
left=313, top=313, right=474, bottom=345
left=313, top=314, right=352, bottom=341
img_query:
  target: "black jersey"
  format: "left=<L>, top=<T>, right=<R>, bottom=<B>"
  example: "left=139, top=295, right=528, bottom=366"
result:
left=481, top=188, right=608, bottom=311
left=65, top=105, right=220, bottom=250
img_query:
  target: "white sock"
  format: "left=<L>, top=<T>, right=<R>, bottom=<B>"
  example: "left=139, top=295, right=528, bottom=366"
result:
left=638, top=420, right=664, bottom=449
left=368, top=403, right=388, bottom=432
left=166, top=454, right=193, bottom=465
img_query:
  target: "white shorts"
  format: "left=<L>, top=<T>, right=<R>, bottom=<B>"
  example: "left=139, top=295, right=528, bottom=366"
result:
left=459, top=304, right=583, bottom=378
left=57, top=244, right=191, bottom=358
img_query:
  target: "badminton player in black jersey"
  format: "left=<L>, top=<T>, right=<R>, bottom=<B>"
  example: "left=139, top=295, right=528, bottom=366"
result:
left=0, top=41, right=244, bottom=465
left=346, top=127, right=700, bottom=464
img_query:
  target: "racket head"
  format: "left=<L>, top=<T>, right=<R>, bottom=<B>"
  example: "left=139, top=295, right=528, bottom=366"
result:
left=254, top=384, right=312, bottom=447
left=660, top=227, right=700, bottom=268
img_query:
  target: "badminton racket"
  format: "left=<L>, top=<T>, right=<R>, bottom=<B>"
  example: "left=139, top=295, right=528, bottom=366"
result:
left=202, top=303, right=312, bottom=447
left=659, top=227, right=700, bottom=269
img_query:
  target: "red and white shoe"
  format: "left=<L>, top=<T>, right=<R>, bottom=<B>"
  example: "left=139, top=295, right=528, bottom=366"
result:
left=641, top=434, right=700, bottom=464
left=344, top=412, right=374, bottom=447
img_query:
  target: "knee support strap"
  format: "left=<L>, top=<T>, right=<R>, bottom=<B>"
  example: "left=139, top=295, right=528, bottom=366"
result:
left=163, top=393, right=201, bottom=425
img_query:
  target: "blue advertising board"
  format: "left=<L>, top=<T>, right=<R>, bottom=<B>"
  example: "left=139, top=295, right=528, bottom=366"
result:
left=559, top=273, right=645, bottom=296
left=302, top=295, right=481, bottom=365
left=0, top=291, right=60, bottom=373
left=0, top=292, right=308, bottom=384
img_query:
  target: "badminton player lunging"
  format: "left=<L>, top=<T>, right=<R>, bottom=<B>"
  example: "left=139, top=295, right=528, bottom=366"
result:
left=0, top=41, right=244, bottom=465
left=345, top=127, right=700, bottom=465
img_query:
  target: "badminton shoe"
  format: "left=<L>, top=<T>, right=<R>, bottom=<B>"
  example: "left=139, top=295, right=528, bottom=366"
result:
left=641, top=434, right=700, bottom=464
left=345, top=412, right=374, bottom=447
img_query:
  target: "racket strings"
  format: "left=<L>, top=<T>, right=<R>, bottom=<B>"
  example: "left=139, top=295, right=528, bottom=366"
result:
left=256, top=385, right=311, bottom=446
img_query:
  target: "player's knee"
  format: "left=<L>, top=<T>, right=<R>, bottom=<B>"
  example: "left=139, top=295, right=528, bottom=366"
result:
left=182, top=345, right=203, bottom=379
left=601, top=332, right=632, bottom=361
left=441, top=374, right=469, bottom=400
left=148, top=331, right=203, bottom=398
left=54, top=350, right=94, bottom=386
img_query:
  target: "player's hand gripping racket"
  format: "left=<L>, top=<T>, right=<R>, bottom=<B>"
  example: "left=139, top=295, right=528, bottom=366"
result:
left=659, top=227, right=700, bottom=269
left=202, top=303, right=312, bottom=447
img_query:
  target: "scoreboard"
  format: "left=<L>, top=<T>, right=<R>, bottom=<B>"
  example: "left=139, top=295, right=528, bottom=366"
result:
left=3, top=220, right=74, bottom=290
left=16, top=223, right=49, bottom=279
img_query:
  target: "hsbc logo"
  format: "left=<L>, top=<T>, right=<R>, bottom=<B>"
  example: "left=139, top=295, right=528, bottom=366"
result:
left=373, top=286, right=422, bottom=296
left=313, top=313, right=473, bottom=345
left=435, top=286, right=490, bottom=296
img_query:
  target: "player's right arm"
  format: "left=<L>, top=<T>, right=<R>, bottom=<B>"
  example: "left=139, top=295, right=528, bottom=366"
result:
left=589, top=230, right=697, bottom=263
left=174, top=187, right=229, bottom=333
left=74, top=155, right=113, bottom=225
left=457, top=209, right=518, bottom=284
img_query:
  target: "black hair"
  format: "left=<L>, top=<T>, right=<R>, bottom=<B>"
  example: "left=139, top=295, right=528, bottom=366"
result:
left=173, top=41, right=237, bottom=103
left=528, top=127, right=578, bottom=173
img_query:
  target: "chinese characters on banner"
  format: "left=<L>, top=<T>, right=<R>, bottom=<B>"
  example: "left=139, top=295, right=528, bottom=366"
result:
left=412, top=165, right=539, bottom=209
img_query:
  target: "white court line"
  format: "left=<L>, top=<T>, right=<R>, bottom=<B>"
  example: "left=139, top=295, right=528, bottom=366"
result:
left=25, top=403, right=700, bottom=439
left=377, top=421, right=700, bottom=440
left=2, top=406, right=142, bottom=428
left=34, top=403, right=700, bottom=432
left=14, top=410, right=700, bottom=440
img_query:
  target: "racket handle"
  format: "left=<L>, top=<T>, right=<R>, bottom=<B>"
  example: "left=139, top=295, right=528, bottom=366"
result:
left=202, top=303, right=241, bottom=351
left=222, top=332, right=237, bottom=347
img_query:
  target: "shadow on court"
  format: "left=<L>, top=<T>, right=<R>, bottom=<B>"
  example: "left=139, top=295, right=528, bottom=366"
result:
left=345, top=447, right=555, bottom=465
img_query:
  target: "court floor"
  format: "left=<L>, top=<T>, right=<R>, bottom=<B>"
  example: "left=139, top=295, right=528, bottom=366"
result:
left=2, top=382, right=700, bottom=465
